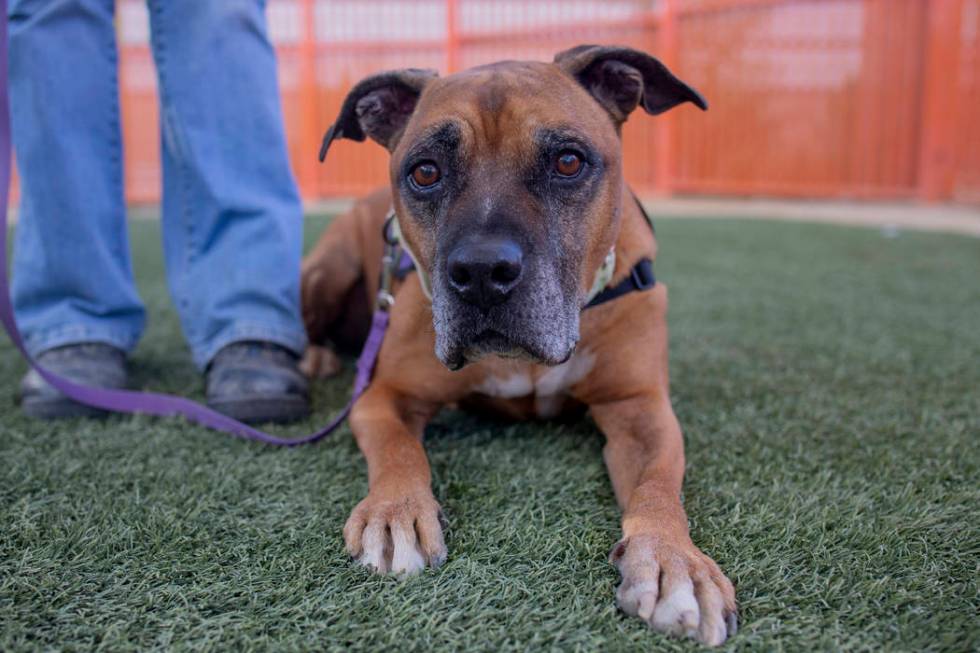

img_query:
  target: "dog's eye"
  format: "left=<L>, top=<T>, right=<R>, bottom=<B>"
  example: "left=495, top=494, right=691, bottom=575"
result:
left=554, top=151, right=583, bottom=177
left=410, top=162, right=441, bottom=188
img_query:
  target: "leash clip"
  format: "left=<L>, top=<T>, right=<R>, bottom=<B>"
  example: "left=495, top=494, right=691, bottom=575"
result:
left=375, top=289, right=395, bottom=311
left=376, top=211, right=400, bottom=312
left=377, top=244, right=398, bottom=312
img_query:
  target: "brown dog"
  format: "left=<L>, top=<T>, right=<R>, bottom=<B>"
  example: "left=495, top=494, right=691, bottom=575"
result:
left=302, top=45, right=736, bottom=646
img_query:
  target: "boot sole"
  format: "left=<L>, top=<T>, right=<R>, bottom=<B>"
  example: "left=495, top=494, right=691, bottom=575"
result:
left=21, top=396, right=109, bottom=420
left=206, top=395, right=311, bottom=425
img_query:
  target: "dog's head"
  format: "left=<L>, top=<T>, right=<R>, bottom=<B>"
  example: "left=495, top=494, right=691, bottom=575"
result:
left=321, top=45, right=706, bottom=370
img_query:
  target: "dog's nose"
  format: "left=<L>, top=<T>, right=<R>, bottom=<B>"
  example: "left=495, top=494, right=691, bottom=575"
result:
left=447, top=238, right=524, bottom=309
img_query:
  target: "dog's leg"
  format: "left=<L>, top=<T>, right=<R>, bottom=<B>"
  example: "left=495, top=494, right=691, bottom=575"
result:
left=301, top=191, right=389, bottom=372
left=301, top=210, right=366, bottom=353
left=581, top=288, right=736, bottom=646
left=343, top=382, right=446, bottom=576
left=592, top=399, right=736, bottom=646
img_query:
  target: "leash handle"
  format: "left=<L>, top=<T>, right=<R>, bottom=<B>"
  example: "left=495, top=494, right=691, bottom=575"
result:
left=0, top=10, right=385, bottom=446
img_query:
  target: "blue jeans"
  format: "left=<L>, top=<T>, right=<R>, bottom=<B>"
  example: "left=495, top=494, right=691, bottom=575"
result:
left=8, top=0, right=307, bottom=369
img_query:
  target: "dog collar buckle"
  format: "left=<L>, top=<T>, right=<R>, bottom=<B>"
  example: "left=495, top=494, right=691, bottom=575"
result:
left=630, top=258, right=655, bottom=290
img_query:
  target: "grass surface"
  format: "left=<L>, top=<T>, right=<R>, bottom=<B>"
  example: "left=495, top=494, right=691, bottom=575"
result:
left=1, top=216, right=978, bottom=652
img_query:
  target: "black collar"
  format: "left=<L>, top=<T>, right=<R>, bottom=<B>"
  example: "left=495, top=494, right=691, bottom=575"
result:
left=584, top=257, right=655, bottom=309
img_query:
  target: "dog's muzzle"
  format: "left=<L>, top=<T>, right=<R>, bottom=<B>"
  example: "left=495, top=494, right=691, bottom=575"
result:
left=431, top=243, right=580, bottom=370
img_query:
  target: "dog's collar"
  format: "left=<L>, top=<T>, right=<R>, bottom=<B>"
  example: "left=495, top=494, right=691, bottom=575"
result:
left=383, top=209, right=652, bottom=308
left=583, top=257, right=655, bottom=308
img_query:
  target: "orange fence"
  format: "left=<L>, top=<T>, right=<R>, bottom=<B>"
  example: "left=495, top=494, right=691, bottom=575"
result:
left=12, top=0, right=980, bottom=205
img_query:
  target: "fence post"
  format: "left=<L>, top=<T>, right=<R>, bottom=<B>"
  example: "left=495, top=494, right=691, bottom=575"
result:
left=298, top=0, right=319, bottom=200
left=918, top=0, right=964, bottom=202
left=653, top=0, right=678, bottom=197
left=446, top=0, right=460, bottom=74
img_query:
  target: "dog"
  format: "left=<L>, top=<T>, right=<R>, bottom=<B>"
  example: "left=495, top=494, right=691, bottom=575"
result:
left=301, top=45, right=736, bottom=646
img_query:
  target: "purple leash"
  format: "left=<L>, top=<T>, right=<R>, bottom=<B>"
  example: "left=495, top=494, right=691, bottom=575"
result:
left=0, top=9, right=388, bottom=446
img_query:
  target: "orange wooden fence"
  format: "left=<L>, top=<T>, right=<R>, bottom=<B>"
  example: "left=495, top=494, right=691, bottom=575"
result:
left=12, top=0, right=980, bottom=205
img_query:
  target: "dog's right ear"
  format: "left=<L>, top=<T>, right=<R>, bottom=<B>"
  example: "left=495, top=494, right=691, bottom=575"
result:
left=319, top=68, right=438, bottom=162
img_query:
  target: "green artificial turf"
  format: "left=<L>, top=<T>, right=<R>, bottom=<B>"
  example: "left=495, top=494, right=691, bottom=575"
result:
left=1, top=216, right=978, bottom=652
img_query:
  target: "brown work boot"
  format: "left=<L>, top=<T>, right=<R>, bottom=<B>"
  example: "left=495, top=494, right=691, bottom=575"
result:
left=205, top=341, right=310, bottom=424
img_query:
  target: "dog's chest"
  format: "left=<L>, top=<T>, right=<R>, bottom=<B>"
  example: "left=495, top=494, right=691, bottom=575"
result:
left=472, top=350, right=595, bottom=418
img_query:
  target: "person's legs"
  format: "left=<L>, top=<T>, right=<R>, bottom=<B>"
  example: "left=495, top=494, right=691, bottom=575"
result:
left=145, top=0, right=306, bottom=371
left=146, top=0, right=309, bottom=422
left=10, top=0, right=141, bottom=418
left=9, top=0, right=145, bottom=357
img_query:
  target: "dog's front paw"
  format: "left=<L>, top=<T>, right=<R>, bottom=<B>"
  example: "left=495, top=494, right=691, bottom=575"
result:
left=343, top=490, right=447, bottom=576
left=610, top=534, right=737, bottom=646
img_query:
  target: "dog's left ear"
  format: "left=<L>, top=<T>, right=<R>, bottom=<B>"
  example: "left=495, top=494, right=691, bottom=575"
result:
left=555, top=45, right=707, bottom=124
left=319, top=68, right=438, bottom=162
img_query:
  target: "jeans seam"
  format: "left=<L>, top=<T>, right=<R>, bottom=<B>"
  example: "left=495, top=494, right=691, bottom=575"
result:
left=106, top=6, right=123, bottom=260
